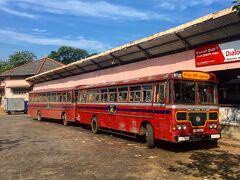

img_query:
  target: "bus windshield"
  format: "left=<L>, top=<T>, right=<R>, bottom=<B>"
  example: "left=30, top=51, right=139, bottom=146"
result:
left=198, top=82, right=217, bottom=104
left=174, top=80, right=196, bottom=104
left=173, top=80, right=217, bottom=104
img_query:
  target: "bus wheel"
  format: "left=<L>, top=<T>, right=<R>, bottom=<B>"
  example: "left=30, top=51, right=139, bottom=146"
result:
left=37, top=111, right=42, bottom=121
left=62, top=113, right=69, bottom=126
left=146, top=124, right=155, bottom=148
left=91, top=117, right=99, bottom=134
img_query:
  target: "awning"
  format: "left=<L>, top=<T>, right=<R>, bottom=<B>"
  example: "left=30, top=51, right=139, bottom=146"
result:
left=6, top=85, right=31, bottom=88
left=26, top=8, right=240, bottom=84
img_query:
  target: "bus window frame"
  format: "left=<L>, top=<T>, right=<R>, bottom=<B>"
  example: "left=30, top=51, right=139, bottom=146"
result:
left=100, top=88, right=108, bottom=102
left=142, top=83, right=153, bottom=103
left=109, top=87, right=117, bottom=102
left=129, top=85, right=141, bottom=103
left=118, top=86, right=128, bottom=103
left=154, top=81, right=166, bottom=105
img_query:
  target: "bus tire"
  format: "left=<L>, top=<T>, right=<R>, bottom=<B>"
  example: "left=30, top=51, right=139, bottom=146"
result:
left=146, top=124, right=155, bottom=148
left=37, top=111, right=42, bottom=121
left=91, top=117, right=99, bottom=134
left=62, top=113, right=69, bottom=126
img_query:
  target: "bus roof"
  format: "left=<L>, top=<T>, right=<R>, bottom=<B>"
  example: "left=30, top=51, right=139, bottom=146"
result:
left=30, top=86, right=76, bottom=94
left=30, top=70, right=216, bottom=93
left=76, top=70, right=217, bottom=90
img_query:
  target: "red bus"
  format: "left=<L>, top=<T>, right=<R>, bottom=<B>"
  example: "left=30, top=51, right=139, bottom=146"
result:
left=29, top=70, right=220, bottom=148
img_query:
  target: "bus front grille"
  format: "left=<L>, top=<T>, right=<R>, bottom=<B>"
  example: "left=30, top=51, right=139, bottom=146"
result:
left=189, top=112, right=207, bottom=127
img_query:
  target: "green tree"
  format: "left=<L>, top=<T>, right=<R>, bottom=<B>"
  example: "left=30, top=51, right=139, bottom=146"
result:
left=0, top=60, right=12, bottom=73
left=9, top=51, right=36, bottom=67
left=48, top=46, right=90, bottom=64
left=233, top=0, right=240, bottom=15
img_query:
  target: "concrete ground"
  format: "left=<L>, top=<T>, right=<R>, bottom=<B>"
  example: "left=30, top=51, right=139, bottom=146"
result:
left=0, top=113, right=240, bottom=180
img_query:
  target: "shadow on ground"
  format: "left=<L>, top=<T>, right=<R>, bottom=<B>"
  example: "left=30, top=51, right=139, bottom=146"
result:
left=31, top=118, right=220, bottom=152
left=0, top=138, right=24, bottom=151
left=168, top=150, right=240, bottom=179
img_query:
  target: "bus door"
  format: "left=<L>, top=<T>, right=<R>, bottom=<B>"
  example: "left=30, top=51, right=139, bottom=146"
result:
left=107, top=88, right=117, bottom=129
left=107, top=104, right=117, bottom=129
left=154, top=82, right=169, bottom=138
left=73, top=90, right=79, bottom=121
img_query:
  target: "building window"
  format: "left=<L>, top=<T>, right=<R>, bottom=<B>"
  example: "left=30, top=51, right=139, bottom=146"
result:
left=12, top=88, right=31, bottom=95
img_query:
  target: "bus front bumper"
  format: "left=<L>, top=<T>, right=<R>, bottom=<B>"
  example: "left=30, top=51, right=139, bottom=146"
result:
left=174, top=133, right=221, bottom=142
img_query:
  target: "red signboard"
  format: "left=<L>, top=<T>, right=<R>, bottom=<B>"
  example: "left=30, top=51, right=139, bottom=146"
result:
left=195, top=40, right=240, bottom=67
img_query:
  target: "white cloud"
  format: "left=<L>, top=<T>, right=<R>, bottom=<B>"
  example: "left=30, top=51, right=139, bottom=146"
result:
left=1, top=7, right=38, bottom=18
left=0, top=29, right=111, bottom=52
left=157, top=0, right=222, bottom=10
left=16, top=0, right=169, bottom=21
left=32, top=28, right=47, bottom=33
left=0, top=0, right=37, bottom=18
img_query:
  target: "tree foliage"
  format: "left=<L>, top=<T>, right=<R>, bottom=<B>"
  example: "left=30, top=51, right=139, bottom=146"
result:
left=48, top=46, right=90, bottom=64
left=0, top=51, right=36, bottom=73
left=8, top=51, right=36, bottom=67
left=0, top=60, right=12, bottom=73
left=232, top=0, right=240, bottom=15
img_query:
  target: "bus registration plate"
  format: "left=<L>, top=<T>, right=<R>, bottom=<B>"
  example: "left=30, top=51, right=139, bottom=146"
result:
left=211, top=134, right=220, bottom=139
left=193, top=129, right=203, bottom=133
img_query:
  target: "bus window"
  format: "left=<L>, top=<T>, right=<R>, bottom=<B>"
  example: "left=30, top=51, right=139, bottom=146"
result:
left=47, top=93, right=51, bottom=102
left=109, top=88, right=117, bottom=102
left=101, top=89, right=108, bottom=102
left=174, top=80, right=195, bottom=104
left=198, top=82, right=217, bottom=104
left=155, top=83, right=165, bottom=104
left=130, top=86, right=141, bottom=102
left=62, top=92, right=66, bottom=102
left=142, top=84, right=152, bottom=102
left=87, top=91, right=94, bottom=102
left=38, top=94, right=42, bottom=102
left=52, top=93, right=57, bottom=102
left=93, top=89, right=100, bottom=102
left=118, top=87, right=128, bottom=102
left=79, top=91, right=87, bottom=103
left=57, top=93, right=62, bottom=102
left=67, top=92, right=71, bottom=102
left=42, top=94, right=47, bottom=102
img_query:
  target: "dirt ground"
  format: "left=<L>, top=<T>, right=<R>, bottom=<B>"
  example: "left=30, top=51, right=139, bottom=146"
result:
left=0, top=113, right=240, bottom=180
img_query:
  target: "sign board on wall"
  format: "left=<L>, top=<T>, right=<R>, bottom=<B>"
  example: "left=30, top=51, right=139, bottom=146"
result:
left=195, top=40, right=240, bottom=67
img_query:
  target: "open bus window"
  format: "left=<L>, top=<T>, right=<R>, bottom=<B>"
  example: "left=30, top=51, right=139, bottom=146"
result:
left=67, top=92, right=71, bottom=102
left=47, top=94, right=51, bottom=102
left=93, top=90, right=100, bottom=102
left=79, top=91, right=87, bottom=103
left=118, top=87, right=128, bottom=102
left=101, top=89, right=108, bottom=102
left=130, top=86, right=141, bottom=102
left=57, top=93, right=62, bottom=102
left=198, top=82, right=217, bottom=104
left=109, top=88, right=117, bottom=102
left=155, top=83, right=165, bottom=104
left=87, top=91, right=94, bottom=102
left=62, top=93, right=67, bottom=102
left=174, top=81, right=195, bottom=104
left=142, top=84, right=152, bottom=102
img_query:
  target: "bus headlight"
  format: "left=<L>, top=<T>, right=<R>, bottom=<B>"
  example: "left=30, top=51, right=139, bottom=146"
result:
left=209, top=123, right=217, bottom=129
left=177, top=125, right=182, bottom=130
left=182, top=124, right=187, bottom=130
left=209, top=124, right=213, bottom=129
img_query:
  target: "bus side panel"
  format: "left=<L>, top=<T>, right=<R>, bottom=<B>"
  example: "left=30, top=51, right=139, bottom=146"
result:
left=75, top=104, right=93, bottom=124
left=28, top=104, right=38, bottom=118
left=153, top=106, right=172, bottom=140
left=115, top=115, right=127, bottom=132
left=98, top=113, right=109, bottom=128
left=114, top=105, right=154, bottom=134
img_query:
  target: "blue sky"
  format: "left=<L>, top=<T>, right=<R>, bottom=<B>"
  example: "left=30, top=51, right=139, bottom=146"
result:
left=0, top=0, right=233, bottom=60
